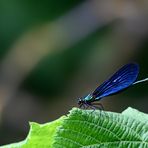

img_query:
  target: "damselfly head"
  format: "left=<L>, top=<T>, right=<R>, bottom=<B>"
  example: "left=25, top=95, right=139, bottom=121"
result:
left=78, top=98, right=84, bottom=106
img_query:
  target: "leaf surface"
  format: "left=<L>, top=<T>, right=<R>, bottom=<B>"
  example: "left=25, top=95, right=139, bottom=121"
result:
left=1, top=107, right=148, bottom=148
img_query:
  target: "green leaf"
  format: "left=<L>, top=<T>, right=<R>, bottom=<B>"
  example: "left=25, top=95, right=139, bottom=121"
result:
left=53, top=108, right=148, bottom=148
left=1, top=107, right=148, bottom=148
left=122, top=107, right=148, bottom=123
left=1, top=116, right=66, bottom=148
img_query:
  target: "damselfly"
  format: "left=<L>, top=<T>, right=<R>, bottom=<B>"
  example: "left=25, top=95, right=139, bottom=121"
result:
left=78, top=63, right=148, bottom=110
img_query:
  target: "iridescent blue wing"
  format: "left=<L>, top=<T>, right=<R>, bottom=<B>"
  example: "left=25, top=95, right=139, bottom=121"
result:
left=92, top=63, right=139, bottom=100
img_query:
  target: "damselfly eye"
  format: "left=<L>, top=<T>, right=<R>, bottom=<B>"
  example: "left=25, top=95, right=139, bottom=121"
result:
left=78, top=98, right=83, bottom=105
left=78, top=99, right=80, bottom=104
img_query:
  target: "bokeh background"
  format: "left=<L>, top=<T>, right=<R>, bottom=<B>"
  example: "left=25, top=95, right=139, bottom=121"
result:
left=0, top=0, right=148, bottom=145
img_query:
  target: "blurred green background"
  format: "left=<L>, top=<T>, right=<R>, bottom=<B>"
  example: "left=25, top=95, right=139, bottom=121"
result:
left=0, top=0, right=148, bottom=145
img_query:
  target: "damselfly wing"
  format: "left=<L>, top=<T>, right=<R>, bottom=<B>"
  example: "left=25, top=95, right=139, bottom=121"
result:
left=92, top=63, right=139, bottom=100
